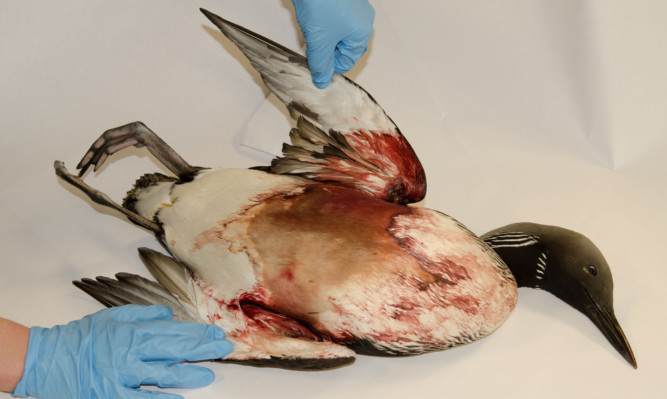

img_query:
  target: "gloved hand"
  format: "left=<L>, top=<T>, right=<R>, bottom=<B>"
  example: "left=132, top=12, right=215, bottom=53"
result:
left=12, top=305, right=233, bottom=399
left=292, top=0, right=375, bottom=88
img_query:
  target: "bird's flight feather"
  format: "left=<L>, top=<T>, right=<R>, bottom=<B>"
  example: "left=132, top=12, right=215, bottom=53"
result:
left=201, top=9, right=426, bottom=204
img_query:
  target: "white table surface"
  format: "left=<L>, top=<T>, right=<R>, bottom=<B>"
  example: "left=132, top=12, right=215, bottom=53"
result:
left=1, top=1, right=665, bottom=398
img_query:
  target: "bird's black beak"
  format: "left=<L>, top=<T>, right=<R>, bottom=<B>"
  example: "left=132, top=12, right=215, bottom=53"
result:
left=583, top=291, right=637, bottom=369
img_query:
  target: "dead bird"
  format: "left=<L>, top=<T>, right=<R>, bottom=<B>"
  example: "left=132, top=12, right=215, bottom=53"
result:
left=54, top=9, right=634, bottom=370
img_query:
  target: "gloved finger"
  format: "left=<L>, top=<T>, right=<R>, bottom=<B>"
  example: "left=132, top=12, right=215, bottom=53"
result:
left=135, top=363, right=217, bottom=389
left=310, top=68, right=335, bottom=88
left=306, top=46, right=336, bottom=88
left=134, top=320, right=226, bottom=341
left=137, top=334, right=234, bottom=362
left=110, top=305, right=174, bottom=323
left=333, top=42, right=368, bottom=74
left=302, top=32, right=337, bottom=89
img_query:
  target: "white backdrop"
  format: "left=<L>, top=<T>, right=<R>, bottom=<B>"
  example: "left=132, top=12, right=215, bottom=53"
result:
left=1, top=1, right=665, bottom=398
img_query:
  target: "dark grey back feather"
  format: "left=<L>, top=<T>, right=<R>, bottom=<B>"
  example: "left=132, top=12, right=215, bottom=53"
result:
left=73, top=248, right=201, bottom=322
left=138, top=247, right=197, bottom=310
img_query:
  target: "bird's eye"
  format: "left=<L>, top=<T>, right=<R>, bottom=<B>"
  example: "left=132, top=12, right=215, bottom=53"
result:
left=585, top=265, right=598, bottom=276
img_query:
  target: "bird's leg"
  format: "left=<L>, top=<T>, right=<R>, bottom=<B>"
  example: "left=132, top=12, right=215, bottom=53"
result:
left=54, top=161, right=162, bottom=234
left=77, top=122, right=203, bottom=180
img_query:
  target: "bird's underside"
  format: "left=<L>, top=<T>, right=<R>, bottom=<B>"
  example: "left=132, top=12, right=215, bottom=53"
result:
left=56, top=121, right=516, bottom=370
left=54, top=10, right=517, bottom=370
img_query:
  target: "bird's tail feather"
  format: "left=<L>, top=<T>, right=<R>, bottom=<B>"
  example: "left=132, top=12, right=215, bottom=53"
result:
left=73, top=248, right=200, bottom=322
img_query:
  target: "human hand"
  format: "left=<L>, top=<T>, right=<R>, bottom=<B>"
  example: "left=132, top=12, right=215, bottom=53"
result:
left=292, top=0, right=375, bottom=88
left=12, top=305, right=233, bottom=399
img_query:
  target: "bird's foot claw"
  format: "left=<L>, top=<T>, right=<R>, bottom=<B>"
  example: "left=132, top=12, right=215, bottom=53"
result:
left=77, top=122, right=149, bottom=177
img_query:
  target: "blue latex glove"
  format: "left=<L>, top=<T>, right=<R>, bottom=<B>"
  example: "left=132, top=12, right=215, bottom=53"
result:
left=12, top=305, right=233, bottom=399
left=292, top=0, right=375, bottom=88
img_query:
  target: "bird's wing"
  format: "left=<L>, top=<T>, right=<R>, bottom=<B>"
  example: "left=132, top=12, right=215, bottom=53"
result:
left=201, top=9, right=426, bottom=204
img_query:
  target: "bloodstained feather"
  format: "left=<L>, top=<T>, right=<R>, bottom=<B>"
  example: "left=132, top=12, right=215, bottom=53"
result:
left=318, top=130, right=426, bottom=204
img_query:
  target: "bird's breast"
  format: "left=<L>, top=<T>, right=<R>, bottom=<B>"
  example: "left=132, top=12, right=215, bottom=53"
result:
left=242, top=185, right=517, bottom=350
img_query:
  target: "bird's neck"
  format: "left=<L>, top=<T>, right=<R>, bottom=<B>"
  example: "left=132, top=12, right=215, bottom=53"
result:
left=484, top=233, right=549, bottom=289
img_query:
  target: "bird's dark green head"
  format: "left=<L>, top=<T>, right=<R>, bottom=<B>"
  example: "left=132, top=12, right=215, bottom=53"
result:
left=482, top=222, right=637, bottom=369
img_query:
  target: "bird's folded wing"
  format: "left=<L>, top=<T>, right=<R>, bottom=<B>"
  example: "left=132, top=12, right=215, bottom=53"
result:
left=201, top=9, right=426, bottom=204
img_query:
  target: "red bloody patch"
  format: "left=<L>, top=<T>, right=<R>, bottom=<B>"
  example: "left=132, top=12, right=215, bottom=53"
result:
left=191, top=228, right=225, bottom=253
left=318, top=130, right=426, bottom=204
left=279, top=268, right=295, bottom=282
left=241, top=302, right=320, bottom=340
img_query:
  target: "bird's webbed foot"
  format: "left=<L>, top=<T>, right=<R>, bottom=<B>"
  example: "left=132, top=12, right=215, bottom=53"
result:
left=76, top=121, right=202, bottom=180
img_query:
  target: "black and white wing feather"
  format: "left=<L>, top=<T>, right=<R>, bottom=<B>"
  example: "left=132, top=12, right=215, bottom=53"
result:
left=201, top=9, right=426, bottom=204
